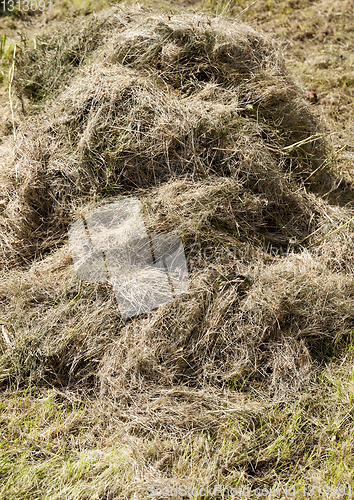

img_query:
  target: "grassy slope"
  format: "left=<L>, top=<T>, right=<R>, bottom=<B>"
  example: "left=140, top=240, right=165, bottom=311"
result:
left=1, top=1, right=354, bottom=499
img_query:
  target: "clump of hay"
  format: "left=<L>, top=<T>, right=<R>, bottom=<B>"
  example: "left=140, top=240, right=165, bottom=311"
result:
left=1, top=8, right=331, bottom=266
left=1, top=6, right=354, bottom=402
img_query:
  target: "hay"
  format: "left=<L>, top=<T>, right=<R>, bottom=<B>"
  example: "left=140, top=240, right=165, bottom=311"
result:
left=1, top=8, right=334, bottom=267
left=1, top=6, right=354, bottom=405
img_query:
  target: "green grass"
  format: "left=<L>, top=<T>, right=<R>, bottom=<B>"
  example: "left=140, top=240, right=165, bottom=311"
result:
left=1, top=363, right=354, bottom=498
left=0, top=390, right=133, bottom=499
left=0, top=33, right=16, bottom=83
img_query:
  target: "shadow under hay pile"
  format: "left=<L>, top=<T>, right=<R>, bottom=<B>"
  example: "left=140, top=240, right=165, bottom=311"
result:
left=1, top=6, right=354, bottom=405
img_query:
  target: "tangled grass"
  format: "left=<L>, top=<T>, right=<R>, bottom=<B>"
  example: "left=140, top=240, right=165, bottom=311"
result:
left=1, top=5, right=354, bottom=496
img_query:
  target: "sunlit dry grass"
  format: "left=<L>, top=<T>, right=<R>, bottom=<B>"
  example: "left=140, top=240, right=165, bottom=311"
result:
left=1, top=2, right=354, bottom=499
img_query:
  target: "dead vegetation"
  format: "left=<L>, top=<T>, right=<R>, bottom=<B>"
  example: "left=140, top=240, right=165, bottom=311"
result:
left=1, top=5, right=354, bottom=497
left=0, top=9, right=340, bottom=266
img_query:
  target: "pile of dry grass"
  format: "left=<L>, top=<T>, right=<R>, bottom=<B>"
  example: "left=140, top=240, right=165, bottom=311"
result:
left=1, top=8, right=334, bottom=265
left=1, top=6, right=354, bottom=406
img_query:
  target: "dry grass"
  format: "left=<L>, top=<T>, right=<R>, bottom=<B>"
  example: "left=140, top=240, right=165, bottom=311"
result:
left=1, top=3, right=354, bottom=498
left=1, top=8, right=341, bottom=267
